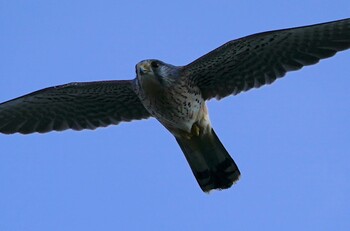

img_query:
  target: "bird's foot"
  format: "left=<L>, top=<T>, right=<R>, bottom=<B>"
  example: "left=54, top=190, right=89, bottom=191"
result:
left=191, top=123, right=200, bottom=137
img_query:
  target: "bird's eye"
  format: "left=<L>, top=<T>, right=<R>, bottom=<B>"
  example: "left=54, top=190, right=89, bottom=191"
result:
left=151, top=61, right=159, bottom=69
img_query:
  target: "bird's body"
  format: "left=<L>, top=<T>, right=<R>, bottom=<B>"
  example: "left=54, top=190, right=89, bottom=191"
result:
left=134, top=60, right=240, bottom=191
left=1, top=18, right=350, bottom=192
left=134, top=60, right=205, bottom=136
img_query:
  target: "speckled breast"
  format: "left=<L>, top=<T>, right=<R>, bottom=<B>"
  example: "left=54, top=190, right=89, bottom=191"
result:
left=135, top=79, right=204, bottom=132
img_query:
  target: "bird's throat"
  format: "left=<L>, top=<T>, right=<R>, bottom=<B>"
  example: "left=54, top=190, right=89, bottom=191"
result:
left=142, top=76, right=164, bottom=97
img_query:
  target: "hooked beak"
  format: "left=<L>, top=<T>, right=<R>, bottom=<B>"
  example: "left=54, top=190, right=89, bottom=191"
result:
left=138, top=63, right=152, bottom=75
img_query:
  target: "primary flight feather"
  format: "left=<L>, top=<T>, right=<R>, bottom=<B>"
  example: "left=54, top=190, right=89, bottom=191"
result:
left=1, top=18, right=349, bottom=192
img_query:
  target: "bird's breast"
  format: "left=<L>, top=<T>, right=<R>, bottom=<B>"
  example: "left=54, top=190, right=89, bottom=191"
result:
left=138, top=79, right=205, bottom=133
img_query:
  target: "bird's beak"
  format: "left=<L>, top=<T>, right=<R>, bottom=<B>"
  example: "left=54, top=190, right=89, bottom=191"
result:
left=139, top=63, right=152, bottom=75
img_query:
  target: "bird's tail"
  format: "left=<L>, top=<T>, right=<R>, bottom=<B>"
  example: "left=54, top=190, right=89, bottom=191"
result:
left=175, top=128, right=240, bottom=192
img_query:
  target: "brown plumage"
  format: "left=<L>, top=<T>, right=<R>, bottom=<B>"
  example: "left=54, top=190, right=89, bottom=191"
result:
left=1, top=18, right=349, bottom=192
left=176, top=128, right=240, bottom=192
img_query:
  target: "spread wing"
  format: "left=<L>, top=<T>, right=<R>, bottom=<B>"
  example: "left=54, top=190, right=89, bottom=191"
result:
left=182, top=18, right=350, bottom=100
left=0, top=80, right=151, bottom=134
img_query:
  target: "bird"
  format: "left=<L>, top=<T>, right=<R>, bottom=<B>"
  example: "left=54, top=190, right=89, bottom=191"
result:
left=0, top=18, right=349, bottom=192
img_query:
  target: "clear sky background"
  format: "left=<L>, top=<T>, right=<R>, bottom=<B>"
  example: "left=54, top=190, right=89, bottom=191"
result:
left=0, top=1, right=349, bottom=231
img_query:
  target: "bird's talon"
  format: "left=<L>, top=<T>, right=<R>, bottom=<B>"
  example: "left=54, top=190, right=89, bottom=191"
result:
left=191, top=124, right=200, bottom=137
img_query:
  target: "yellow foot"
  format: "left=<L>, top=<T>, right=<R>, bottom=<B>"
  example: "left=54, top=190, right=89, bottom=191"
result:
left=175, top=123, right=201, bottom=140
left=191, top=123, right=200, bottom=137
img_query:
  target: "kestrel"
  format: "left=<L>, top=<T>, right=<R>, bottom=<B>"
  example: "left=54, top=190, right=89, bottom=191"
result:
left=1, top=18, right=349, bottom=192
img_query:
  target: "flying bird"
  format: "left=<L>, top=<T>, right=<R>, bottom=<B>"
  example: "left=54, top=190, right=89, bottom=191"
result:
left=1, top=18, right=349, bottom=192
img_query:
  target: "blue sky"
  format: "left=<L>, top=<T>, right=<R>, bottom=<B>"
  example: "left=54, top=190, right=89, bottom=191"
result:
left=0, top=1, right=349, bottom=230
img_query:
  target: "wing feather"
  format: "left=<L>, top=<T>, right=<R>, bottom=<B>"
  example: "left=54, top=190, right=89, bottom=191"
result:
left=182, top=18, right=350, bottom=100
left=0, top=80, right=150, bottom=134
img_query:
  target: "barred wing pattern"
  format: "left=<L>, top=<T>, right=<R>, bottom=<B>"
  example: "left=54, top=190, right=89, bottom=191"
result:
left=183, top=18, right=350, bottom=100
left=0, top=80, right=150, bottom=134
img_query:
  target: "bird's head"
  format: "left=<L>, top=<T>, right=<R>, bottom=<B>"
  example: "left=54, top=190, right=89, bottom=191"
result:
left=135, top=59, right=180, bottom=87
